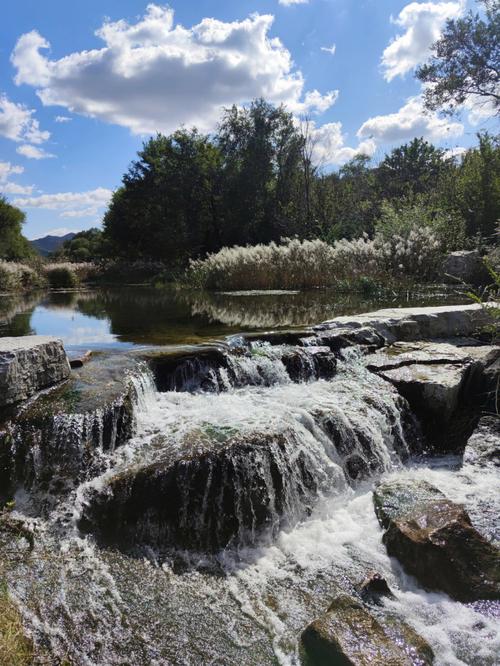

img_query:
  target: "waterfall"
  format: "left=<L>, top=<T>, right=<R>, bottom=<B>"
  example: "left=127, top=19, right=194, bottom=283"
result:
left=78, top=353, right=418, bottom=555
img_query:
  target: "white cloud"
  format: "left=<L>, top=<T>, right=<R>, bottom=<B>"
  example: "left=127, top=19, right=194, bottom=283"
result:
left=0, top=93, right=50, bottom=144
left=321, top=44, right=336, bottom=56
left=381, top=1, right=464, bottom=81
left=16, top=144, right=55, bottom=159
left=444, top=146, right=467, bottom=159
left=0, top=161, right=34, bottom=195
left=305, top=121, right=376, bottom=167
left=11, top=5, right=335, bottom=136
left=279, top=0, right=309, bottom=5
left=55, top=115, right=71, bottom=123
left=357, top=95, right=463, bottom=144
left=14, top=187, right=112, bottom=220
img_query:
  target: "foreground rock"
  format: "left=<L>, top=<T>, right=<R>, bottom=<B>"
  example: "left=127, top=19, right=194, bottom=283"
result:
left=0, top=352, right=141, bottom=502
left=0, top=336, right=70, bottom=408
left=373, top=480, right=500, bottom=601
left=366, top=340, right=500, bottom=450
left=300, top=594, right=434, bottom=665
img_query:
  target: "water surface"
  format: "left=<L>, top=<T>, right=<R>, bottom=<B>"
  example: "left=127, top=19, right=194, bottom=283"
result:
left=0, top=285, right=467, bottom=349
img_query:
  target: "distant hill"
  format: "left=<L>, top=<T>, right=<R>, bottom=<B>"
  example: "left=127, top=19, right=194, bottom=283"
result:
left=30, top=233, right=76, bottom=256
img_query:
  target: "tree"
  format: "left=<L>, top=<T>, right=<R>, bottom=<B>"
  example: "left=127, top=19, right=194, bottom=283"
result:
left=0, top=196, right=34, bottom=260
left=52, top=228, right=105, bottom=262
left=376, top=138, right=453, bottom=200
left=417, top=1, right=500, bottom=116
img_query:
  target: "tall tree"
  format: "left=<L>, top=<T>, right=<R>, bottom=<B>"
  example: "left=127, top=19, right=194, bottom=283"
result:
left=0, top=196, right=34, bottom=260
left=417, top=0, right=500, bottom=116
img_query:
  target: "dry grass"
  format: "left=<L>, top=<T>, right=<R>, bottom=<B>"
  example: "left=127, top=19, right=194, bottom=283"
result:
left=0, top=581, right=33, bottom=666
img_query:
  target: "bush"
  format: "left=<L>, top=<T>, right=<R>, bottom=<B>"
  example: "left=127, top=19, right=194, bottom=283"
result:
left=45, top=266, right=79, bottom=289
left=185, top=234, right=444, bottom=291
left=0, top=261, right=45, bottom=294
left=0, top=581, right=33, bottom=666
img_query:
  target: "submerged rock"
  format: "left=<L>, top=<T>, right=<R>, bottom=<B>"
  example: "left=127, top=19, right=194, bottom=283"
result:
left=358, top=572, right=395, bottom=605
left=300, top=594, right=434, bottom=665
left=373, top=480, right=500, bottom=601
left=0, top=336, right=70, bottom=408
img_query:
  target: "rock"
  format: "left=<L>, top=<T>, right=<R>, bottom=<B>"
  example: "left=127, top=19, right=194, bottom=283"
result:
left=373, top=480, right=500, bottom=601
left=300, top=594, right=433, bottom=665
left=0, top=352, right=141, bottom=501
left=317, top=304, right=495, bottom=346
left=0, top=336, right=70, bottom=408
left=368, top=340, right=500, bottom=450
left=68, top=350, right=92, bottom=369
left=463, top=416, right=500, bottom=467
left=442, top=250, right=490, bottom=286
left=358, top=572, right=395, bottom=605
left=79, top=429, right=320, bottom=553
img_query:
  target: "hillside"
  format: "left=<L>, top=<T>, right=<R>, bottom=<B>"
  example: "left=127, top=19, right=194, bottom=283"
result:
left=30, top=233, right=76, bottom=257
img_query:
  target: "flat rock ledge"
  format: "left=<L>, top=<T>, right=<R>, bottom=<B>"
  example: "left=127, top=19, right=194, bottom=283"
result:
left=373, top=479, right=500, bottom=602
left=0, top=336, right=70, bottom=408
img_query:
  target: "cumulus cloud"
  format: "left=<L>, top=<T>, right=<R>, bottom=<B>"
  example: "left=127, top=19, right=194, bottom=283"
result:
left=13, top=187, right=112, bottom=219
left=0, top=93, right=50, bottom=144
left=381, top=1, right=464, bottom=81
left=279, top=0, right=309, bottom=5
left=444, top=146, right=467, bottom=160
left=55, top=115, right=71, bottom=123
left=11, top=5, right=336, bottom=136
left=0, top=161, right=34, bottom=195
left=357, top=96, right=463, bottom=144
left=304, top=121, right=376, bottom=167
left=16, top=144, right=55, bottom=159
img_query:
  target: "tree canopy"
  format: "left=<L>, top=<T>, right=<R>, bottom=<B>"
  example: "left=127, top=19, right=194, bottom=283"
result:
left=0, top=196, right=34, bottom=261
left=417, top=0, right=500, bottom=116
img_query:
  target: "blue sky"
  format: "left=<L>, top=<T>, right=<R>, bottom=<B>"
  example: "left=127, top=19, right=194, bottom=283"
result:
left=0, top=0, right=496, bottom=240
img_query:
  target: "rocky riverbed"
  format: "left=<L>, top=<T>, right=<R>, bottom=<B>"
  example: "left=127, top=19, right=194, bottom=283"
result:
left=0, top=303, right=499, bottom=665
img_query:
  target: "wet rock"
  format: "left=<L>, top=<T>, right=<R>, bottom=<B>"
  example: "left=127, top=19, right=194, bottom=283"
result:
left=68, top=350, right=92, bottom=369
left=300, top=594, right=433, bottom=665
left=463, top=416, right=500, bottom=467
left=369, top=341, right=500, bottom=451
left=0, top=353, right=141, bottom=498
left=281, top=346, right=337, bottom=382
left=442, top=250, right=490, bottom=286
left=373, top=480, right=500, bottom=601
left=79, top=429, right=320, bottom=553
left=358, top=572, right=395, bottom=605
left=0, top=336, right=70, bottom=408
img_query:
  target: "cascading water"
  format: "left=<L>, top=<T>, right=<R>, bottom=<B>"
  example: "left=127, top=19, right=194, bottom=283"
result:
left=1, top=344, right=499, bottom=665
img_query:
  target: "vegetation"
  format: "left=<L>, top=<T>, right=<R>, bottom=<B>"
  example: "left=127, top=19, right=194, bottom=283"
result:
left=52, top=228, right=105, bottom=262
left=417, top=0, right=500, bottom=117
left=0, top=260, right=45, bottom=294
left=0, top=582, right=33, bottom=666
left=0, top=198, right=35, bottom=262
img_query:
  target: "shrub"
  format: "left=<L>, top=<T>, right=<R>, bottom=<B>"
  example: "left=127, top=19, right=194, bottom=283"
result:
left=0, top=261, right=45, bottom=294
left=185, top=234, right=444, bottom=291
left=0, top=581, right=33, bottom=666
left=45, top=266, right=79, bottom=289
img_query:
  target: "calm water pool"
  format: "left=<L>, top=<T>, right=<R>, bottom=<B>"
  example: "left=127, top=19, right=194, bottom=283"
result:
left=0, top=285, right=467, bottom=350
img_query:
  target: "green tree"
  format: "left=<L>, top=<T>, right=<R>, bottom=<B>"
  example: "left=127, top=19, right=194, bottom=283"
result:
left=376, top=138, right=453, bottom=200
left=52, top=228, right=105, bottom=262
left=0, top=196, right=34, bottom=260
left=455, top=132, right=500, bottom=239
left=417, top=0, right=500, bottom=116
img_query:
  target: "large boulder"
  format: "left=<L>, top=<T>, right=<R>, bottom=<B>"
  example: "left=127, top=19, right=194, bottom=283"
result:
left=0, top=336, right=70, bottom=408
left=442, top=250, right=490, bottom=286
left=300, top=594, right=434, bottom=665
left=373, top=480, right=500, bottom=601
left=0, top=353, right=141, bottom=502
left=367, top=340, right=500, bottom=450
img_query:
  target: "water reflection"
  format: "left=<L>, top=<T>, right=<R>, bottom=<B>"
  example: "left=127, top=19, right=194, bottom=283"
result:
left=0, top=286, right=467, bottom=349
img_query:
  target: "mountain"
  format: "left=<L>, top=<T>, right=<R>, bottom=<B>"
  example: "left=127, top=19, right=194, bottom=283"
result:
left=30, top=233, right=76, bottom=257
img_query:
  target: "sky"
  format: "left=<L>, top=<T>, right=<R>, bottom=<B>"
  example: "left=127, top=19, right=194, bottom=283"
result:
left=0, top=0, right=496, bottom=240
